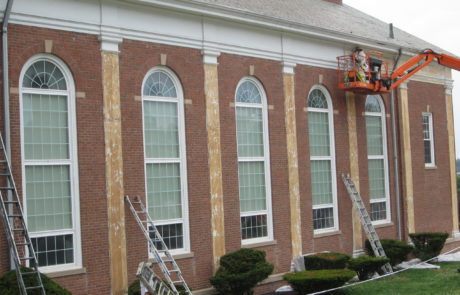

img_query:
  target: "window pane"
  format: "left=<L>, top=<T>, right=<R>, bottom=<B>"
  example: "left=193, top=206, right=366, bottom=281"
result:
left=365, top=116, right=383, bottom=155
left=143, top=71, right=177, bottom=97
left=365, top=95, right=381, bottom=113
left=23, top=93, right=69, bottom=160
left=23, top=60, right=67, bottom=90
left=238, top=161, right=266, bottom=212
left=370, top=201, right=387, bottom=221
left=146, top=163, right=182, bottom=221
left=31, top=234, right=74, bottom=267
left=424, top=140, right=432, bottom=163
left=150, top=223, right=183, bottom=250
left=308, top=89, right=328, bottom=109
left=236, top=81, right=261, bottom=104
left=236, top=107, right=264, bottom=157
left=368, top=159, right=385, bottom=200
left=241, top=215, right=267, bottom=240
left=26, top=165, right=72, bottom=232
left=143, top=101, right=179, bottom=158
left=308, top=112, right=330, bottom=157
left=311, top=160, right=333, bottom=205
left=313, top=207, right=334, bottom=230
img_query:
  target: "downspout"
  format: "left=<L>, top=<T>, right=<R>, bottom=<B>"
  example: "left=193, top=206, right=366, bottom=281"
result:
left=391, top=49, right=402, bottom=240
left=3, top=0, right=13, bottom=160
left=2, top=0, right=14, bottom=271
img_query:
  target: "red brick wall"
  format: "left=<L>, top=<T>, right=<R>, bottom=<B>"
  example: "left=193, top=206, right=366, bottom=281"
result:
left=407, top=81, right=453, bottom=234
left=118, top=40, right=213, bottom=290
left=294, top=65, right=354, bottom=255
left=217, top=53, right=292, bottom=274
left=2, top=24, right=109, bottom=294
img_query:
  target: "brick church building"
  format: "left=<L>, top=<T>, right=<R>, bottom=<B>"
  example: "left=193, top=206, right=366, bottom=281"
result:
left=0, top=0, right=459, bottom=294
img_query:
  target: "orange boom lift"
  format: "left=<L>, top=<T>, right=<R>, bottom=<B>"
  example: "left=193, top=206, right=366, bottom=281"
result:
left=337, top=49, right=460, bottom=94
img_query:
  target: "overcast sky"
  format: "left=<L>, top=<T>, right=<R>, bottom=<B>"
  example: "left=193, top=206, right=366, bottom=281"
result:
left=343, top=0, right=460, bottom=157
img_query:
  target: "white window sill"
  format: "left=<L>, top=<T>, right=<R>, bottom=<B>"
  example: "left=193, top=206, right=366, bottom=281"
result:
left=149, top=251, right=195, bottom=263
left=372, top=221, right=393, bottom=228
left=241, top=239, right=277, bottom=248
left=314, top=229, right=342, bottom=238
left=41, top=266, right=87, bottom=278
left=424, top=165, right=437, bottom=169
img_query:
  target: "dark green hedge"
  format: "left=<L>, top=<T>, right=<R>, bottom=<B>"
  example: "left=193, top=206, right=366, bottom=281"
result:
left=209, top=248, right=274, bottom=295
left=365, top=239, right=413, bottom=266
left=283, top=269, right=356, bottom=293
left=409, top=232, right=449, bottom=261
left=0, top=267, right=71, bottom=295
left=348, top=255, right=390, bottom=280
left=128, top=279, right=141, bottom=295
left=304, top=252, right=350, bottom=270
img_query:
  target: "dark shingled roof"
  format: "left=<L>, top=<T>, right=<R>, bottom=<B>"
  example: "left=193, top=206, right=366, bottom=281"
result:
left=190, top=0, right=443, bottom=53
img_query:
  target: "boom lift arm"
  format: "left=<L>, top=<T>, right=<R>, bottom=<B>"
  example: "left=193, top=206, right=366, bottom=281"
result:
left=337, top=49, right=460, bottom=94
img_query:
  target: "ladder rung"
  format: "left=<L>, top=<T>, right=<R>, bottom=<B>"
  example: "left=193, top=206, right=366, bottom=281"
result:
left=20, top=256, right=34, bottom=260
left=0, top=187, right=14, bottom=190
left=13, top=228, right=25, bottom=231
left=17, top=242, right=31, bottom=246
left=135, top=210, right=146, bottom=214
left=3, top=200, right=19, bottom=204
left=8, top=214, right=23, bottom=217
left=25, top=286, right=43, bottom=290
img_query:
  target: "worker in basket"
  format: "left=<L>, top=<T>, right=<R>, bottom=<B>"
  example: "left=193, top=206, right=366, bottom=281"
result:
left=354, top=48, right=368, bottom=82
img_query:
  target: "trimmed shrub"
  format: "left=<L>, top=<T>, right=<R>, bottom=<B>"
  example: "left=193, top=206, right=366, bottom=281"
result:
left=304, top=252, right=351, bottom=270
left=348, top=255, right=390, bottom=280
left=409, top=232, right=449, bottom=261
left=0, top=267, right=71, bottom=295
left=365, top=239, right=413, bottom=266
left=128, top=279, right=141, bottom=295
left=209, top=248, right=274, bottom=295
left=283, top=269, right=356, bottom=293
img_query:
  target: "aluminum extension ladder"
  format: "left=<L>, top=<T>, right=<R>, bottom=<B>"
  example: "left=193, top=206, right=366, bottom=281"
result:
left=137, top=261, right=175, bottom=295
left=341, top=173, right=393, bottom=274
left=0, top=132, right=46, bottom=295
left=125, top=195, right=192, bottom=295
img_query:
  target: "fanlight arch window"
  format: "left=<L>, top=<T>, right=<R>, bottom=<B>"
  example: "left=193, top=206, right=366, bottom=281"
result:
left=307, top=85, right=338, bottom=232
left=142, top=67, right=189, bottom=253
left=365, top=95, right=391, bottom=223
left=235, top=78, right=273, bottom=244
left=20, top=55, right=81, bottom=270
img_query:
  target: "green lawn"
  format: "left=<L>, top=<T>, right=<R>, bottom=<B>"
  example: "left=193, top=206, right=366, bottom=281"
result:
left=341, top=262, right=460, bottom=295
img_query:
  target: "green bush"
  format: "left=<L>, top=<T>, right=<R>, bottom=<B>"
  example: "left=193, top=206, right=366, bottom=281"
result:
left=0, top=267, right=71, bottom=295
left=409, top=232, right=449, bottom=261
left=348, top=255, right=390, bottom=280
left=304, top=252, right=350, bottom=270
left=128, top=279, right=141, bottom=295
left=283, top=269, right=356, bottom=293
left=365, top=239, right=413, bottom=266
left=209, top=248, right=274, bottom=295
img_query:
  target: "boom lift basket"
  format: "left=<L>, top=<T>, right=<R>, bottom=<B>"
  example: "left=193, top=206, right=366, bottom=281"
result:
left=337, top=51, right=389, bottom=94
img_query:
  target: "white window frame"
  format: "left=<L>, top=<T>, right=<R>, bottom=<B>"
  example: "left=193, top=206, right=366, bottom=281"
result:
left=235, top=77, right=273, bottom=245
left=423, top=112, right=435, bottom=167
left=365, top=95, right=391, bottom=225
left=307, top=85, right=339, bottom=234
left=19, top=54, right=82, bottom=273
left=141, top=66, right=190, bottom=255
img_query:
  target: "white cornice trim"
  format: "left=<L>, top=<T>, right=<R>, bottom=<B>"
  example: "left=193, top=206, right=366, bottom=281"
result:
left=282, top=61, right=296, bottom=75
left=202, top=49, right=220, bottom=65
left=126, top=0, right=407, bottom=54
left=100, top=26, right=123, bottom=53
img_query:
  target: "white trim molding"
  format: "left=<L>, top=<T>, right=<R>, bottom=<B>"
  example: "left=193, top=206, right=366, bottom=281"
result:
left=282, top=61, right=296, bottom=75
left=202, top=49, right=221, bottom=65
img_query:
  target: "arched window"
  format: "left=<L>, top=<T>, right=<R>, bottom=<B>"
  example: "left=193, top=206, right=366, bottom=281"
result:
left=142, top=67, right=189, bottom=253
left=20, top=55, right=81, bottom=269
left=307, top=86, right=338, bottom=232
left=235, top=78, right=273, bottom=244
left=365, top=95, right=391, bottom=223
